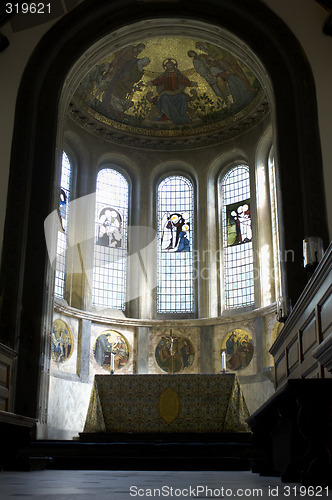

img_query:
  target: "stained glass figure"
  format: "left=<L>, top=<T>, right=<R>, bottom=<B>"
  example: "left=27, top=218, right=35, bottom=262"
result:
left=222, top=165, right=254, bottom=309
left=59, top=188, right=68, bottom=232
left=226, top=199, right=251, bottom=246
left=93, top=168, right=128, bottom=310
left=96, top=207, right=122, bottom=248
left=157, top=176, right=194, bottom=313
left=55, top=152, right=71, bottom=298
left=161, top=211, right=190, bottom=252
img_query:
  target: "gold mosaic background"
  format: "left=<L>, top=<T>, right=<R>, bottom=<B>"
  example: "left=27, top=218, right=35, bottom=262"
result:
left=74, top=37, right=263, bottom=137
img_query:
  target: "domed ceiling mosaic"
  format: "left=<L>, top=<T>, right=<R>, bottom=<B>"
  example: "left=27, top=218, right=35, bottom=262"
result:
left=71, top=37, right=268, bottom=147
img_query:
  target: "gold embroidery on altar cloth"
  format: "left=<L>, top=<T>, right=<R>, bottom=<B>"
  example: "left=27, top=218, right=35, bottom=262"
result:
left=158, top=387, right=181, bottom=424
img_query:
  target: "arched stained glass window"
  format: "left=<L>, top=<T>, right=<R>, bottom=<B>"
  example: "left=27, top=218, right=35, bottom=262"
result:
left=93, top=168, right=128, bottom=310
left=222, top=165, right=254, bottom=309
left=157, top=175, right=194, bottom=313
left=55, top=152, right=71, bottom=298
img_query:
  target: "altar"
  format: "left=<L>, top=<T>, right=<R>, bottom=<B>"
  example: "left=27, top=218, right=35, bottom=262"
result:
left=83, top=373, right=250, bottom=434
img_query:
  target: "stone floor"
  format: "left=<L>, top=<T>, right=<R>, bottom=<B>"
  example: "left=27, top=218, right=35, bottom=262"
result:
left=0, top=470, right=330, bottom=499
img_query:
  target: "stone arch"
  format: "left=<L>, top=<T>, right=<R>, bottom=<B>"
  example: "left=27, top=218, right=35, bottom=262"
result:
left=0, top=0, right=328, bottom=418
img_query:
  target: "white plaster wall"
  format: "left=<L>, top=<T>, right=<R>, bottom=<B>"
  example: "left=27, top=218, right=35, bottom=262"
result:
left=0, top=1, right=85, bottom=261
left=0, top=19, right=61, bottom=262
left=46, top=375, right=92, bottom=440
left=262, top=0, right=332, bottom=240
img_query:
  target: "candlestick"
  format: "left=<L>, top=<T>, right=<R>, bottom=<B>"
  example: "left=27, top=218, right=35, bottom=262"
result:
left=221, top=350, right=227, bottom=372
left=111, top=352, right=115, bottom=374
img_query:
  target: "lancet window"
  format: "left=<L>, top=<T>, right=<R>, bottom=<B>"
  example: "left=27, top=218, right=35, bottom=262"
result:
left=93, top=168, right=129, bottom=310
left=54, top=152, right=72, bottom=298
left=157, top=175, right=194, bottom=313
left=221, top=165, right=254, bottom=309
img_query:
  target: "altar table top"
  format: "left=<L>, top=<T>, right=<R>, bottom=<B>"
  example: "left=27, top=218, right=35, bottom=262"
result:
left=83, top=373, right=250, bottom=433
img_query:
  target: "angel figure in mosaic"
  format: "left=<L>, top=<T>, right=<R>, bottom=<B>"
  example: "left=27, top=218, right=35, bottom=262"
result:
left=100, top=55, right=150, bottom=116
left=102, top=43, right=146, bottom=84
left=187, top=50, right=230, bottom=104
left=195, top=41, right=254, bottom=92
left=77, top=62, right=110, bottom=101
left=193, top=42, right=256, bottom=111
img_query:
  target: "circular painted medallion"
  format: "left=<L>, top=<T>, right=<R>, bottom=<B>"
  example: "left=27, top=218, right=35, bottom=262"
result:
left=51, top=319, right=74, bottom=363
left=93, top=330, right=130, bottom=372
left=220, top=328, right=254, bottom=371
left=155, top=335, right=195, bottom=373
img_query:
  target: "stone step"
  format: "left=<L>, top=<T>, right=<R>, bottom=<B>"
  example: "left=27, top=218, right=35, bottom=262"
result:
left=16, top=433, right=260, bottom=471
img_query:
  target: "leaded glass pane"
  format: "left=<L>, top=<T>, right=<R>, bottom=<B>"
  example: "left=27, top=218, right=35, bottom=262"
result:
left=55, top=152, right=71, bottom=299
left=222, top=165, right=254, bottom=309
left=157, top=176, right=194, bottom=313
left=93, top=169, right=128, bottom=310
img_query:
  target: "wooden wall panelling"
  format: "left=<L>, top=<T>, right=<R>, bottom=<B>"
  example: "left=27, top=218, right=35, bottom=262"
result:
left=0, top=344, right=17, bottom=413
left=270, top=244, right=332, bottom=386
left=248, top=379, right=332, bottom=486
left=300, top=312, right=317, bottom=360
left=302, top=362, right=321, bottom=379
left=286, top=335, right=299, bottom=375
left=299, top=310, right=324, bottom=379
left=0, top=352, right=12, bottom=411
left=319, top=284, right=332, bottom=341
left=275, top=351, right=287, bottom=386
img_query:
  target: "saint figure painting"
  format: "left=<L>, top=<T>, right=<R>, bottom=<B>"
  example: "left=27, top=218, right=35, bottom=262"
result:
left=225, top=199, right=251, bottom=246
left=160, top=211, right=190, bottom=252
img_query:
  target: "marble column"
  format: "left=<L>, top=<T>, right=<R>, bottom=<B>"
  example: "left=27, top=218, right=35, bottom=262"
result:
left=78, top=319, right=91, bottom=382
left=136, top=326, right=150, bottom=374
left=200, top=325, right=214, bottom=373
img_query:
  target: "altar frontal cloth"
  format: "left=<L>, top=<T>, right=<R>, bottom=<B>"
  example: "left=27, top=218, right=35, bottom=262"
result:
left=83, top=373, right=250, bottom=433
